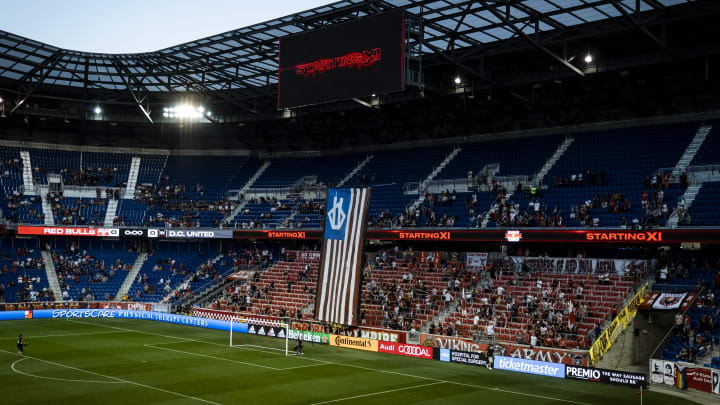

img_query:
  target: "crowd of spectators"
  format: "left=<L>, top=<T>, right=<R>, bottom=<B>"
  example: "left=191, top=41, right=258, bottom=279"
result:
left=125, top=183, right=237, bottom=228
left=360, top=248, right=470, bottom=332
left=34, top=166, right=122, bottom=187
left=53, top=242, right=133, bottom=301
left=48, top=192, right=106, bottom=226
left=4, top=193, right=44, bottom=223
left=492, top=185, right=566, bottom=228
left=0, top=248, right=52, bottom=303
left=236, top=196, right=292, bottom=229
left=213, top=249, right=300, bottom=316
left=553, top=168, right=606, bottom=188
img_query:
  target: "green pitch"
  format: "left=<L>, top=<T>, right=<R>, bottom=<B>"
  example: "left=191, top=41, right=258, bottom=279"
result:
left=0, top=318, right=692, bottom=404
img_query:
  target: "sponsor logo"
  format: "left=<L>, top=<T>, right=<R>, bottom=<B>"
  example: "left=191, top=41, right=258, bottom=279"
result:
left=258, top=326, right=266, bottom=336
left=277, top=329, right=285, bottom=339
left=52, top=310, right=117, bottom=319
left=398, top=345, right=429, bottom=357
left=398, top=231, right=451, bottom=240
left=249, top=325, right=256, bottom=334
left=488, top=344, right=506, bottom=358
left=288, top=329, right=330, bottom=345
left=97, top=228, right=119, bottom=237
left=268, top=328, right=276, bottom=337
left=660, top=296, right=681, bottom=307
left=440, top=348, right=450, bottom=362
left=267, top=231, right=306, bottom=239
left=330, top=335, right=378, bottom=352
left=421, top=334, right=586, bottom=365
left=24, top=310, right=33, bottom=319
left=327, top=195, right=347, bottom=230
left=449, top=350, right=488, bottom=367
left=494, top=356, right=565, bottom=378
left=712, top=369, right=719, bottom=395
left=585, top=231, right=662, bottom=242
left=360, top=329, right=402, bottom=343
left=566, top=366, right=646, bottom=387
left=377, top=341, right=432, bottom=359
left=505, top=230, right=522, bottom=242
left=148, top=229, right=159, bottom=238
left=566, top=366, right=601, bottom=381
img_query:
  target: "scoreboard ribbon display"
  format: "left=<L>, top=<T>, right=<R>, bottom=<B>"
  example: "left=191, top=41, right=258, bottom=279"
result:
left=278, top=9, right=404, bottom=109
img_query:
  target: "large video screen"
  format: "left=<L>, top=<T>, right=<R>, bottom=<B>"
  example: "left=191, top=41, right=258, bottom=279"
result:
left=278, top=9, right=405, bottom=109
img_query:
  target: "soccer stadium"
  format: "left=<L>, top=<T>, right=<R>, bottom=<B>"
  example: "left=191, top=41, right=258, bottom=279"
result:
left=0, top=0, right=719, bottom=403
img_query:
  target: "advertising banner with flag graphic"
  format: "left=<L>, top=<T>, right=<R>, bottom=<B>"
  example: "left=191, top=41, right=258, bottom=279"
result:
left=315, top=188, right=371, bottom=325
left=652, top=293, right=687, bottom=310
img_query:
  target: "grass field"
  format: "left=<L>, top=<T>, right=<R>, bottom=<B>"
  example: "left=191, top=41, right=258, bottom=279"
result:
left=0, top=318, right=694, bottom=404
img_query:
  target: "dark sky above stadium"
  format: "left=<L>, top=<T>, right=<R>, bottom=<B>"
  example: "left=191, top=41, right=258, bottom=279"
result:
left=0, top=0, right=329, bottom=53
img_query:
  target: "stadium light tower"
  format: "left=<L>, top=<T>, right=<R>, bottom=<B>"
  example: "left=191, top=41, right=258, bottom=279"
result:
left=94, top=106, right=102, bottom=115
left=454, top=76, right=462, bottom=85
left=584, top=54, right=593, bottom=63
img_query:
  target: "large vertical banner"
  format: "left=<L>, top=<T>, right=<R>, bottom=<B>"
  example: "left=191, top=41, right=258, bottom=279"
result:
left=315, top=188, right=371, bottom=325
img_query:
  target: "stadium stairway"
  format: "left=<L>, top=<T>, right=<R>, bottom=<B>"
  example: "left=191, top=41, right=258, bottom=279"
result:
left=672, top=125, right=712, bottom=178
left=124, top=156, right=141, bottom=198
left=115, top=252, right=148, bottom=300
left=20, top=150, right=36, bottom=195
left=481, top=190, right=514, bottom=227
left=421, top=147, right=462, bottom=192
left=408, top=147, right=462, bottom=209
left=667, top=184, right=702, bottom=228
left=337, top=154, right=374, bottom=187
left=534, top=137, right=574, bottom=184
left=161, top=253, right=224, bottom=303
left=104, top=199, right=119, bottom=226
left=41, top=249, right=63, bottom=300
left=223, top=161, right=271, bottom=224
left=40, top=193, right=55, bottom=225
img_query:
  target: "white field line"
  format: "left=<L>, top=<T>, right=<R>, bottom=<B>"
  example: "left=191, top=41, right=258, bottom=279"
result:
left=0, top=331, right=121, bottom=339
left=144, top=343, right=279, bottom=371
left=236, top=344, right=285, bottom=352
left=11, top=358, right=124, bottom=384
left=0, top=349, right=221, bottom=405
left=70, top=319, right=591, bottom=405
left=155, top=342, right=329, bottom=371
left=310, top=382, right=445, bottom=405
left=71, top=319, right=330, bottom=365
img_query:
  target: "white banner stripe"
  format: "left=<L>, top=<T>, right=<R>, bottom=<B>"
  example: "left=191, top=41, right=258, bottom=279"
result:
left=329, top=238, right=342, bottom=321
left=334, top=189, right=357, bottom=323
left=318, top=241, right=332, bottom=321
left=340, top=189, right=361, bottom=324
left=346, top=188, right=367, bottom=325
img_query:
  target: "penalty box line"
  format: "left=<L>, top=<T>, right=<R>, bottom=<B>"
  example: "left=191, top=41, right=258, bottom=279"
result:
left=65, top=319, right=329, bottom=370
left=146, top=342, right=329, bottom=371
left=0, top=349, right=221, bottom=405
left=70, top=319, right=590, bottom=405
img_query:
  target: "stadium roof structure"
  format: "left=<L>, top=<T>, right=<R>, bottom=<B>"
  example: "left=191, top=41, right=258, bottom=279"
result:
left=0, top=0, right=715, bottom=123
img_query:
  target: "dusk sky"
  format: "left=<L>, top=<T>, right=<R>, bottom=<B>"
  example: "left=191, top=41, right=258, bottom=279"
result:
left=0, top=1, right=330, bottom=53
